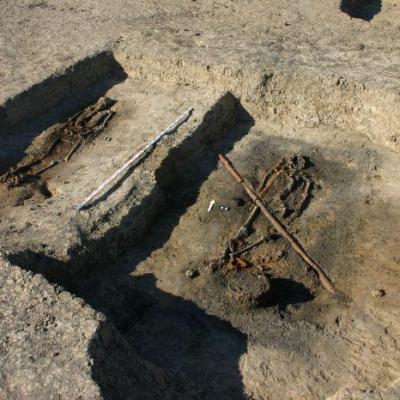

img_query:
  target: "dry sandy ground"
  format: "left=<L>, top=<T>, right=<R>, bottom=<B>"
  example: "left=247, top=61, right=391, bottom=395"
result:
left=1, top=0, right=400, bottom=102
left=1, top=1, right=400, bottom=400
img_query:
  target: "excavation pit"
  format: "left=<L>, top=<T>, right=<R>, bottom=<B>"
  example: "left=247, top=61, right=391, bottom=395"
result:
left=1, top=61, right=400, bottom=400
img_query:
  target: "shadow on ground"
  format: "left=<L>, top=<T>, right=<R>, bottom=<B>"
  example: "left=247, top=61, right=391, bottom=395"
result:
left=264, top=277, right=314, bottom=309
left=83, top=103, right=255, bottom=399
left=0, top=57, right=127, bottom=174
left=88, top=273, right=248, bottom=399
left=7, top=94, right=364, bottom=398
left=340, top=0, right=382, bottom=21
left=8, top=97, right=253, bottom=399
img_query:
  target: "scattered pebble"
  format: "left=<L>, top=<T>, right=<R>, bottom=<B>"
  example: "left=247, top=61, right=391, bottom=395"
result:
left=185, top=269, right=199, bottom=279
left=371, top=288, right=385, bottom=298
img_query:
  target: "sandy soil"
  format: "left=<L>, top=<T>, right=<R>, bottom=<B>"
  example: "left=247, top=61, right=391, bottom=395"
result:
left=1, top=1, right=400, bottom=399
left=78, top=115, right=400, bottom=399
left=1, top=0, right=400, bottom=103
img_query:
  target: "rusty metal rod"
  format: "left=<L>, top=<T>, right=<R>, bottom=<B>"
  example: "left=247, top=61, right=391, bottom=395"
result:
left=238, top=170, right=283, bottom=238
left=219, top=153, right=336, bottom=295
left=235, top=159, right=285, bottom=239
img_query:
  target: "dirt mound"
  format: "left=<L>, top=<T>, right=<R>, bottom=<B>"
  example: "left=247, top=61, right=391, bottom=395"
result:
left=0, top=253, right=176, bottom=399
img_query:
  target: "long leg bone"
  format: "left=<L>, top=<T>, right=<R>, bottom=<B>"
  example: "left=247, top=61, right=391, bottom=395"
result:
left=219, top=153, right=336, bottom=295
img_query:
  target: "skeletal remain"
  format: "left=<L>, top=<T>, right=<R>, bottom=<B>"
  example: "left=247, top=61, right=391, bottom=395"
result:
left=88, top=111, right=114, bottom=137
left=235, top=154, right=312, bottom=238
left=236, top=168, right=284, bottom=240
left=224, top=256, right=252, bottom=275
left=219, top=153, right=336, bottom=295
left=64, top=138, right=83, bottom=162
left=229, top=235, right=270, bottom=257
left=208, top=199, right=216, bottom=212
left=1, top=97, right=116, bottom=190
left=296, top=179, right=312, bottom=217
left=31, top=160, right=59, bottom=176
left=220, top=159, right=285, bottom=259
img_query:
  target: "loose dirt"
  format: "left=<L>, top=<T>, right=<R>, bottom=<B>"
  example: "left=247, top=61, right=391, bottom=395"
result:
left=75, top=114, right=400, bottom=399
left=1, top=1, right=400, bottom=399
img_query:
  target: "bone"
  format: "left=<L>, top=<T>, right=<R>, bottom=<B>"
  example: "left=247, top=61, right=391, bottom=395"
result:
left=64, top=138, right=83, bottom=162
left=235, top=158, right=285, bottom=240
left=229, top=235, right=270, bottom=257
left=31, top=160, right=59, bottom=176
left=219, top=153, right=336, bottom=295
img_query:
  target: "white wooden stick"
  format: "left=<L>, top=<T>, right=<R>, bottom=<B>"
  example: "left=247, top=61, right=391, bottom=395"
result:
left=76, top=107, right=193, bottom=210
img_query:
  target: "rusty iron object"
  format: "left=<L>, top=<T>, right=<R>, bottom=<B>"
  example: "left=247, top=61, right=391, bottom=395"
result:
left=219, top=153, right=336, bottom=295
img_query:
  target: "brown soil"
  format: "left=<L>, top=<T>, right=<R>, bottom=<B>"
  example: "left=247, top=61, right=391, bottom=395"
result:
left=0, top=97, right=115, bottom=209
left=0, top=2, right=399, bottom=395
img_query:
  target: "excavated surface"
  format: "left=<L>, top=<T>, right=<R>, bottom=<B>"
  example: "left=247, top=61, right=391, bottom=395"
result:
left=1, top=83, right=400, bottom=399
left=0, top=78, right=228, bottom=261
left=77, top=121, right=400, bottom=399
left=1, top=78, right=399, bottom=399
left=0, top=79, right=239, bottom=399
left=1, top=1, right=400, bottom=399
